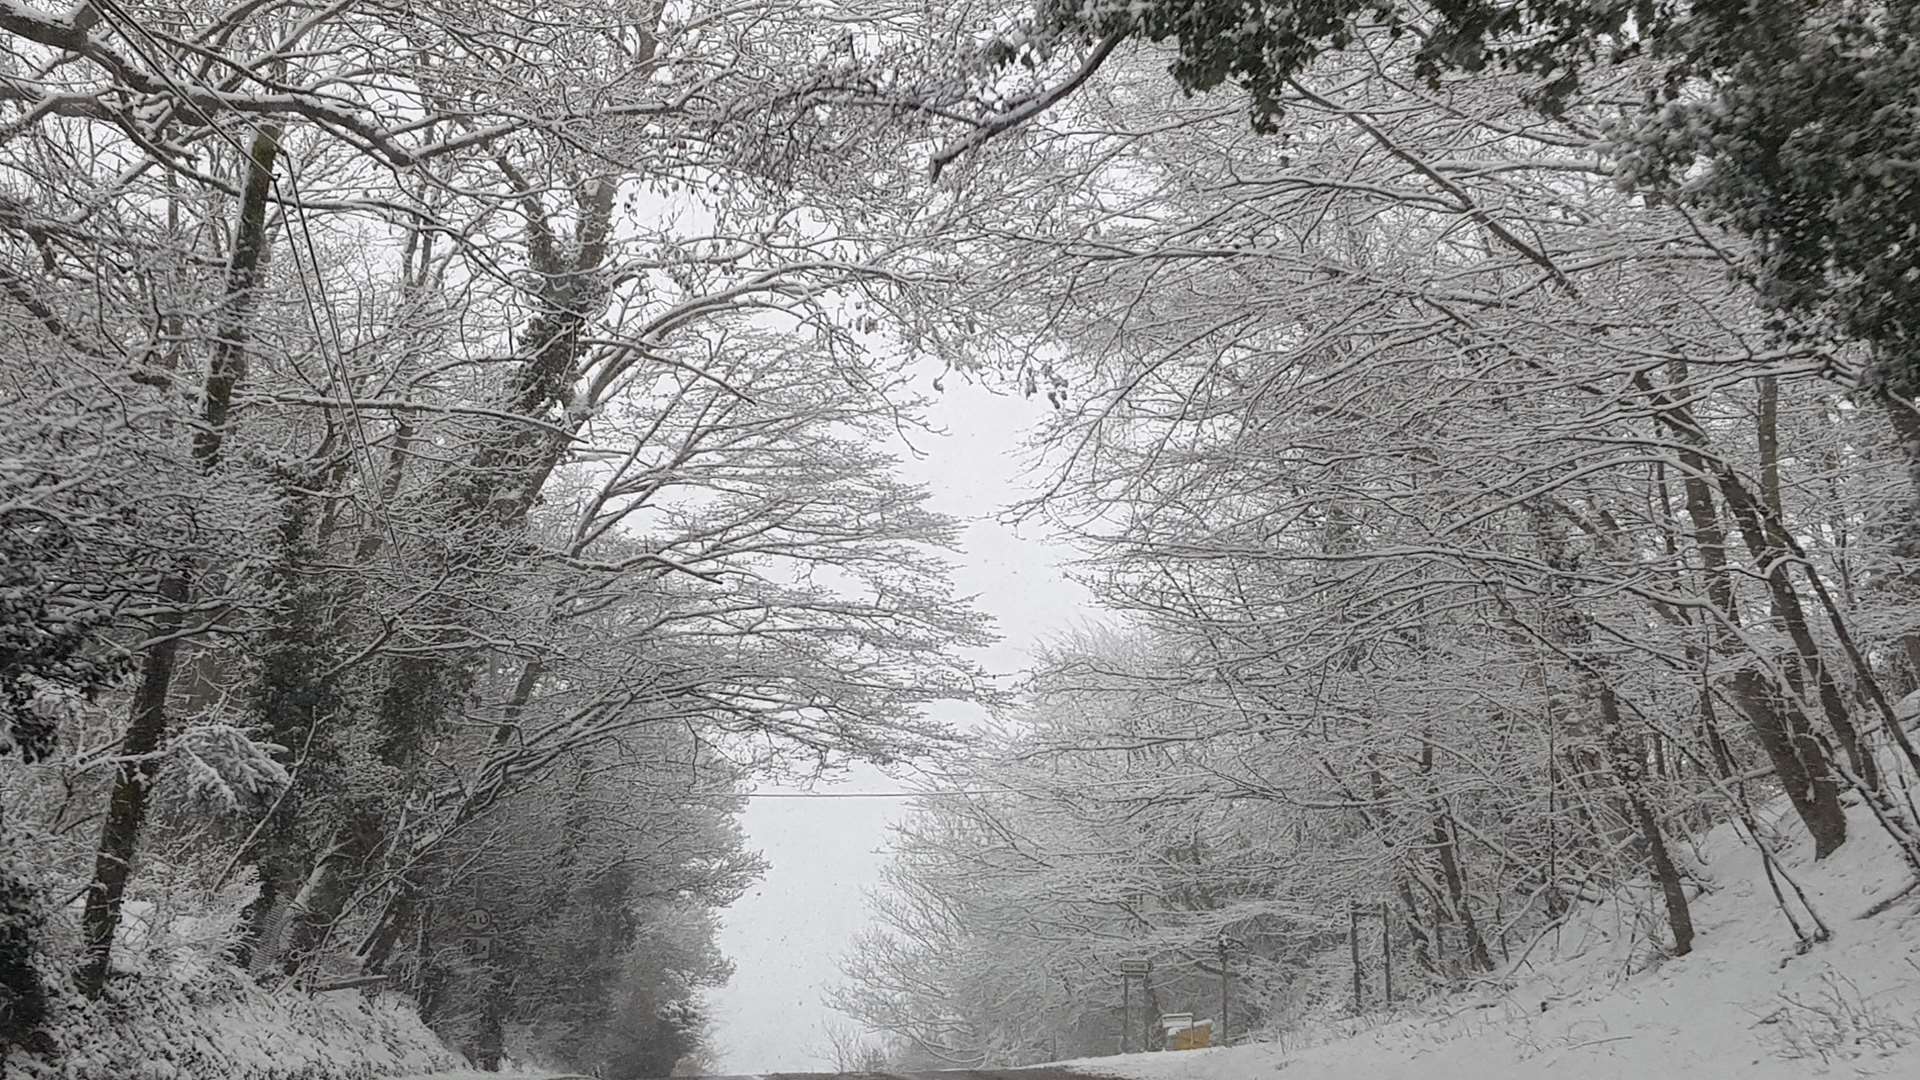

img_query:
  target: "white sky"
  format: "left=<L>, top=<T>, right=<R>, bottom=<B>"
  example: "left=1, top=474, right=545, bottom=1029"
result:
left=708, top=377, right=1095, bottom=1073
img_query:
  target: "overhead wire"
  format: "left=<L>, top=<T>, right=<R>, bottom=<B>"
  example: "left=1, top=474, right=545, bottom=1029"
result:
left=742, top=772, right=1218, bottom=799
left=83, top=2, right=405, bottom=552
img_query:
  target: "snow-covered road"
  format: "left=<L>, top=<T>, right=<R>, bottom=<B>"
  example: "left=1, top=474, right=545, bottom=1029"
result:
left=401, top=1073, right=1116, bottom=1080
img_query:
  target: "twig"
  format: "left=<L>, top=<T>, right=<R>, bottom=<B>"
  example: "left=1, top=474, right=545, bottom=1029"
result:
left=310, top=974, right=388, bottom=993
left=1859, top=878, right=1920, bottom=921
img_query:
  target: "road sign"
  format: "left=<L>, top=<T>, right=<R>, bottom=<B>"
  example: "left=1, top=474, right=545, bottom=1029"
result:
left=461, top=909, right=495, bottom=937
left=1119, top=957, right=1151, bottom=976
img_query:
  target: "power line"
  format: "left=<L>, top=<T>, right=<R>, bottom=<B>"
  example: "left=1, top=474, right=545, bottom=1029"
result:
left=87, top=3, right=399, bottom=548
left=742, top=772, right=1216, bottom=799
left=742, top=790, right=976, bottom=799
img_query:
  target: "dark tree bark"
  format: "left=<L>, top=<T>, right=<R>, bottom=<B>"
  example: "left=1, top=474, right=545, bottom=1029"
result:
left=75, top=125, right=282, bottom=998
left=1655, top=367, right=1850, bottom=853
left=75, top=594, right=185, bottom=997
left=1525, top=497, right=1697, bottom=957
left=276, top=178, right=619, bottom=981
left=1429, top=808, right=1493, bottom=972
left=1597, top=687, right=1695, bottom=956
left=1712, top=464, right=1880, bottom=790
left=0, top=805, right=53, bottom=1055
left=279, top=811, right=383, bottom=978
left=1723, top=669, right=1847, bottom=858
left=1418, top=739, right=1491, bottom=973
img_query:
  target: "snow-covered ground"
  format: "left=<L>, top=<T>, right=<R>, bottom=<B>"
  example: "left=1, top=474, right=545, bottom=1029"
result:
left=1054, top=797, right=1920, bottom=1080
left=392, top=796, right=1920, bottom=1080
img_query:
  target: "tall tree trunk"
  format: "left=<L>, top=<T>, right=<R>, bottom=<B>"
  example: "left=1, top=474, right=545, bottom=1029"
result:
left=74, top=586, right=185, bottom=998
left=1393, top=876, right=1436, bottom=975
left=1429, top=808, right=1492, bottom=972
left=1876, top=379, right=1920, bottom=679
left=276, top=179, right=618, bottom=980
left=279, top=811, right=384, bottom=978
left=0, top=804, right=52, bottom=1055
left=1698, top=688, right=1737, bottom=781
left=1757, top=375, right=1783, bottom=517
left=75, top=125, right=282, bottom=998
left=1597, top=687, right=1695, bottom=955
left=1657, top=367, right=1850, bottom=852
left=231, top=461, right=343, bottom=972
left=1681, top=457, right=1843, bottom=853
left=1723, top=669, right=1847, bottom=857
left=1525, top=498, right=1697, bottom=956
left=1714, top=465, right=1880, bottom=790
left=474, top=982, right=508, bottom=1071
left=354, top=888, right=417, bottom=977
left=1415, top=737, right=1490, bottom=972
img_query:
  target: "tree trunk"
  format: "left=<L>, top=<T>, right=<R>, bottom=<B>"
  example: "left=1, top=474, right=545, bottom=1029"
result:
left=1698, top=689, right=1736, bottom=782
left=1674, top=433, right=1848, bottom=852
left=475, top=987, right=507, bottom=1071
left=1417, top=737, right=1491, bottom=973
left=74, top=124, right=282, bottom=998
left=355, top=879, right=420, bottom=976
left=275, top=184, right=616, bottom=975
left=1525, top=496, right=1696, bottom=955
left=0, top=804, right=52, bottom=1054
left=1393, top=876, right=1436, bottom=976
left=1878, top=389, right=1920, bottom=677
left=75, top=591, right=184, bottom=998
left=1429, top=809, right=1492, bottom=972
left=1649, top=367, right=1877, bottom=792
left=279, top=813, right=382, bottom=978
left=1757, top=375, right=1783, bottom=517
left=1723, top=670, right=1848, bottom=857
left=1716, top=469, right=1880, bottom=791
left=1597, top=687, right=1695, bottom=955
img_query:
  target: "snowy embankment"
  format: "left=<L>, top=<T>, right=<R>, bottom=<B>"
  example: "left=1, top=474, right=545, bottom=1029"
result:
left=1055, top=797, right=1920, bottom=1080
left=5, top=959, right=462, bottom=1080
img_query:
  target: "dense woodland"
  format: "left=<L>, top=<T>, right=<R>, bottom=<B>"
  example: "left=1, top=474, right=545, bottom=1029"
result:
left=3, top=0, right=1920, bottom=1075
left=0, top=1, right=999, bottom=1072
left=832, top=0, right=1920, bottom=1069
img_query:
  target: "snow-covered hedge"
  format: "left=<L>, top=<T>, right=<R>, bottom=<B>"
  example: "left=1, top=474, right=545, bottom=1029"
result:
left=6, top=958, right=462, bottom=1080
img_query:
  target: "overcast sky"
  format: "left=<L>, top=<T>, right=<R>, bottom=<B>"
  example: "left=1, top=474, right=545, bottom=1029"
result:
left=708, top=378, right=1094, bottom=1073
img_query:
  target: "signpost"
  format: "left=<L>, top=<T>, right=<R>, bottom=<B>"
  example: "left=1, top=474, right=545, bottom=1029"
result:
left=462, top=908, right=496, bottom=960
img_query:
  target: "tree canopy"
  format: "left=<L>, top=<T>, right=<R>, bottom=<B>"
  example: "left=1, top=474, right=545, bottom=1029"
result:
left=999, top=0, right=1920, bottom=392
